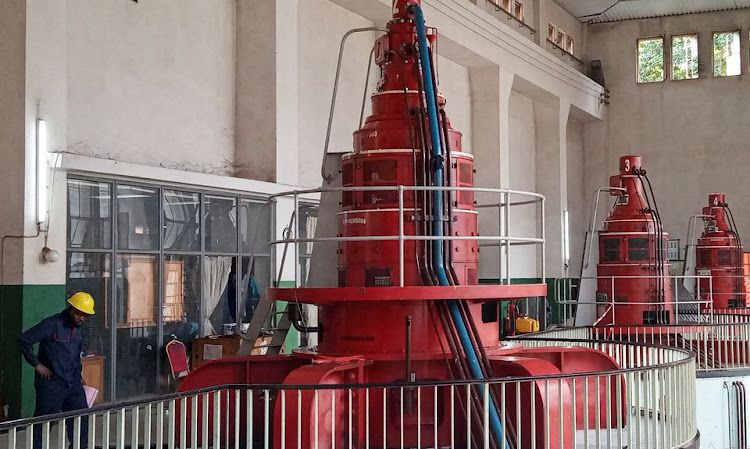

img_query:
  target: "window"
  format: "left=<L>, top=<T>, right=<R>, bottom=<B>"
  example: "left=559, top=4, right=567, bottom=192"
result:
left=714, top=30, right=741, bottom=77
left=555, top=29, right=565, bottom=47
left=513, top=0, right=524, bottom=21
left=566, top=36, right=574, bottom=55
left=548, top=23, right=556, bottom=41
left=637, top=37, right=665, bottom=83
left=66, top=177, right=274, bottom=402
left=671, top=34, right=698, bottom=80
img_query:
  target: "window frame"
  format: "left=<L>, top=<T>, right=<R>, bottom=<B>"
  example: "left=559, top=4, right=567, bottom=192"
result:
left=712, top=29, right=742, bottom=78
left=66, top=174, right=279, bottom=401
left=636, top=35, right=666, bottom=84
left=547, top=22, right=556, bottom=42
left=513, top=0, right=524, bottom=22
left=669, top=33, right=700, bottom=81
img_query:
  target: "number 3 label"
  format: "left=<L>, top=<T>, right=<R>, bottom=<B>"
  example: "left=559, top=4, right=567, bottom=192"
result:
left=624, top=158, right=631, bottom=172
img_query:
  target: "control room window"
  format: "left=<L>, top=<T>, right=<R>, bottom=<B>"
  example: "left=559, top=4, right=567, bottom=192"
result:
left=671, top=34, right=699, bottom=80
left=566, top=36, right=574, bottom=55
left=714, top=30, right=741, bottom=77
left=513, top=0, right=524, bottom=22
left=637, top=37, right=665, bottom=83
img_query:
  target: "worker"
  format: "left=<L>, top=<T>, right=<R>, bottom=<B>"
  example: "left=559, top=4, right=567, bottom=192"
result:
left=18, top=292, right=95, bottom=449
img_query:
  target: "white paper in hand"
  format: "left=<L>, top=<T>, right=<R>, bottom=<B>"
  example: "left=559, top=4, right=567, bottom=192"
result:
left=83, top=385, right=99, bottom=407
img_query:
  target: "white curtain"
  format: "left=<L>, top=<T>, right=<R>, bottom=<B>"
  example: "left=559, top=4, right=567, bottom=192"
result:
left=202, top=256, right=232, bottom=335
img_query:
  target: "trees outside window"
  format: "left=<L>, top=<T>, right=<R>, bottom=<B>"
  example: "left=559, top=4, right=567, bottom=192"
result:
left=714, top=31, right=741, bottom=77
left=672, top=34, right=699, bottom=80
left=637, top=37, right=665, bottom=83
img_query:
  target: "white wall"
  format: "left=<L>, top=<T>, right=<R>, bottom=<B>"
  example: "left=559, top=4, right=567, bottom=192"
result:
left=566, top=117, right=584, bottom=276
left=539, top=0, right=583, bottom=66
left=66, top=0, right=235, bottom=176
left=585, top=9, right=750, bottom=247
left=296, top=0, right=378, bottom=188
left=508, top=91, right=538, bottom=278
left=437, top=55, right=473, bottom=153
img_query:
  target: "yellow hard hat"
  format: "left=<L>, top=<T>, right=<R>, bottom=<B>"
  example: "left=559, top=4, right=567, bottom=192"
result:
left=67, top=292, right=95, bottom=315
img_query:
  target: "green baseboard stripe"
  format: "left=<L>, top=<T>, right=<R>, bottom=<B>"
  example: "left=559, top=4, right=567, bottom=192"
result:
left=0, top=284, right=66, bottom=418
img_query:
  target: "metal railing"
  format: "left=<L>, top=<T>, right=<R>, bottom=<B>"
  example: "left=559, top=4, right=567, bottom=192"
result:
left=0, top=340, right=696, bottom=449
left=554, top=275, right=715, bottom=326
left=519, top=324, right=750, bottom=372
left=269, top=186, right=546, bottom=287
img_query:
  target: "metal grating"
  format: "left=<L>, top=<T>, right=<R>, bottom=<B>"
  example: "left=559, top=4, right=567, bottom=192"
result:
left=555, top=0, right=750, bottom=24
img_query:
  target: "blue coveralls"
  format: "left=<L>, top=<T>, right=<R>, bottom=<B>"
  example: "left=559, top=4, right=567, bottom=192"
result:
left=18, top=310, right=89, bottom=449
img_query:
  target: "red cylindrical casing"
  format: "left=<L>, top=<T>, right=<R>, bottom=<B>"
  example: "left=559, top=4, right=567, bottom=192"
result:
left=596, top=155, right=674, bottom=325
left=696, top=193, right=746, bottom=309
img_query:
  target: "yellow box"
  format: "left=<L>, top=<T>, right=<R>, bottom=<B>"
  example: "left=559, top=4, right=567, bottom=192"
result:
left=515, top=317, right=539, bottom=333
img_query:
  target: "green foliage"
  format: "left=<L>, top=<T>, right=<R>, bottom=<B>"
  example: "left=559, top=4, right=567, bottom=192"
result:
left=714, top=31, right=740, bottom=76
left=638, top=38, right=664, bottom=83
left=672, top=35, right=698, bottom=80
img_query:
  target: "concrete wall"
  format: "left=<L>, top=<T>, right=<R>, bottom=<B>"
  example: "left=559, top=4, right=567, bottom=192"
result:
left=66, top=0, right=235, bottom=176
left=539, top=0, right=583, bottom=65
left=437, top=56, right=473, bottom=153
left=585, top=9, right=750, bottom=248
left=566, top=117, right=585, bottom=276
left=297, top=0, right=378, bottom=188
left=508, top=92, right=538, bottom=278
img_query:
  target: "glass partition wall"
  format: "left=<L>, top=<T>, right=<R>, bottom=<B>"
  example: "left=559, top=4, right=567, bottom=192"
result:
left=66, top=178, right=274, bottom=401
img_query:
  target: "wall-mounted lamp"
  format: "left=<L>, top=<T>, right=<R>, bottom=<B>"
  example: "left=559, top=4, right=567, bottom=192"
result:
left=36, top=118, right=48, bottom=226
left=41, top=246, right=59, bottom=263
left=563, top=208, right=570, bottom=266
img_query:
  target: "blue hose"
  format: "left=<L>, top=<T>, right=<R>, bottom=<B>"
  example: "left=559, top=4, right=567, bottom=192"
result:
left=409, top=5, right=510, bottom=449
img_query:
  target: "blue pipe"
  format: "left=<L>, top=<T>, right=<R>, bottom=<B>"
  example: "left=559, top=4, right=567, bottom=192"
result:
left=409, top=5, right=509, bottom=449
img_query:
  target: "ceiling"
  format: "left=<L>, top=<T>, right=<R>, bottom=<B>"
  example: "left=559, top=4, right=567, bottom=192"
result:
left=554, top=0, right=750, bottom=24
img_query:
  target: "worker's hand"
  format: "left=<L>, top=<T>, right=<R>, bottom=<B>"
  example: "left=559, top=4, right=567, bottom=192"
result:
left=35, top=364, right=52, bottom=379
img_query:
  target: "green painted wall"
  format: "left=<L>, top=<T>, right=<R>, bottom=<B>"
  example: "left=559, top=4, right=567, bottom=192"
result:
left=0, top=284, right=66, bottom=418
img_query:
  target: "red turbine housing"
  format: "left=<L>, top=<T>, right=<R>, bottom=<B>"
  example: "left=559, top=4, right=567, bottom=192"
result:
left=176, top=3, right=625, bottom=448
left=696, top=193, right=746, bottom=309
left=595, top=155, right=674, bottom=326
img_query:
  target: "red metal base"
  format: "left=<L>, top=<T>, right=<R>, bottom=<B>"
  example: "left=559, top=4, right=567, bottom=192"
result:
left=177, top=346, right=624, bottom=449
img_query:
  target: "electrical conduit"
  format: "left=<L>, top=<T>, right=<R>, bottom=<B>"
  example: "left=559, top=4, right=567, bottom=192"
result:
left=409, top=5, right=510, bottom=449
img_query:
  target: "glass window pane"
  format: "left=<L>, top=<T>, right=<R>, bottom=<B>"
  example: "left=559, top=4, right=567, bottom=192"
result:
left=203, top=256, right=235, bottom=334
left=67, top=252, right=111, bottom=402
left=714, top=31, right=741, bottom=77
left=298, top=204, right=319, bottom=287
left=117, top=185, right=160, bottom=251
left=671, top=34, right=699, bottom=80
left=205, top=195, right=237, bottom=253
left=115, top=254, right=158, bottom=399
left=162, top=255, right=201, bottom=380
left=67, top=179, right=112, bottom=249
left=637, top=37, right=665, bottom=83
left=239, top=255, right=271, bottom=321
left=164, top=190, right=201, bottom=251
left=240, top=200, right=272, bottom=255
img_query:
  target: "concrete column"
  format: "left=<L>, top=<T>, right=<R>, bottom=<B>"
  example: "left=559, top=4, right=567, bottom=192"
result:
left=535, top=98, right=570, bottom=278
left=235, top=0, right=299, bottom=185
left=470, top=66, right=514, bottom=280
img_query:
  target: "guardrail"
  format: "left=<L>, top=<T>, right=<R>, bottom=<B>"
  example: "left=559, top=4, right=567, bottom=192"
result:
left=269, top=186, right=546, bottom=287
left=0, top=340, right=696, bottom=449
left=554, top=276, right=715, bottom=326
left=517, top=325, right=750, bottom=372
